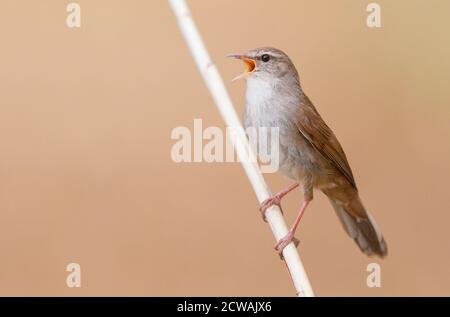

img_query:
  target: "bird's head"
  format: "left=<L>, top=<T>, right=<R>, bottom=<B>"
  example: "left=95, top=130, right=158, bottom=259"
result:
left=227, top=47, right=298, bottom=82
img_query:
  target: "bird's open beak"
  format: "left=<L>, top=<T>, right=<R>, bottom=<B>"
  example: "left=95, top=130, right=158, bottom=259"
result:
left=227, top=54, right=256, bottom=81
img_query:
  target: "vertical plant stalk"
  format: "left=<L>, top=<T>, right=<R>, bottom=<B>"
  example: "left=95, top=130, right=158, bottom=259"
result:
left=168, top=0, right=314, bottom=297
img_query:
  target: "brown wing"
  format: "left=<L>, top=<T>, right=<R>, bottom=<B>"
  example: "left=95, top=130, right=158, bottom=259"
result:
left=295, top=95, right=357, bottom=189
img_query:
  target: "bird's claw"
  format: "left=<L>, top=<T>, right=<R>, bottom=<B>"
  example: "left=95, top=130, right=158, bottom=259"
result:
left=259, top=195, right=283, bottom=222
left=275, top=232, right=300, bottom=260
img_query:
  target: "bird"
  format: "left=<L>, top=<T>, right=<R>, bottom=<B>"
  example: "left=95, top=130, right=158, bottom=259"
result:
left=228, top=47, right=387, bottom=258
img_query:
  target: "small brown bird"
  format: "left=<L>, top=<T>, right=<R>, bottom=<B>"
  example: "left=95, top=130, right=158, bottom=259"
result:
left=229, top=47, right=387, bottom=258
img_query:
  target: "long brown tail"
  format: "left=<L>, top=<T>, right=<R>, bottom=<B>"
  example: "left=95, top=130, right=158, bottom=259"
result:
left=326, top=194, right=388, bottom=257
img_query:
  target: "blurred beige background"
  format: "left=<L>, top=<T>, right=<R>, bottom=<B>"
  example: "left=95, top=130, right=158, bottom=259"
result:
left=0, top=0, right=449, bottom=296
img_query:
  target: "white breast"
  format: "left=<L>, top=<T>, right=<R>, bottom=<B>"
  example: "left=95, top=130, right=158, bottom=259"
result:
left=244, top=76, right=278, bottom=129
left=246, top=77, right=274, bottom=106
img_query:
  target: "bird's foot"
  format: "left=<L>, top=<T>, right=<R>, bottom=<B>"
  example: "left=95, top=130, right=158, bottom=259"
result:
left=258, top=183, right=299, bottom=222
left=274, top=231, right=300, bottom=260
left=259, top=195, right=283, bottom=222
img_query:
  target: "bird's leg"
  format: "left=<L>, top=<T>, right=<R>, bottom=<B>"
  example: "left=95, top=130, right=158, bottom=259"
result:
left=259, top=183, right=299, bottom=221
left=275, top=200, right=310, bottom=259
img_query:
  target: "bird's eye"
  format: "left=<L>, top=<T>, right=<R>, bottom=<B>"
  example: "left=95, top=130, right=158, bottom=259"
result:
left=261, top=54, right=270, bottom=62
